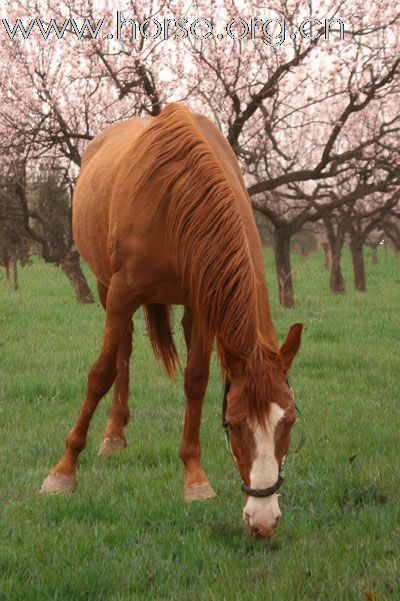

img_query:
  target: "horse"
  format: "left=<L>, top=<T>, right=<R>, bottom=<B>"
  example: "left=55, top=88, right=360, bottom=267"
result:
left=40, top=103, right=302, bottom=540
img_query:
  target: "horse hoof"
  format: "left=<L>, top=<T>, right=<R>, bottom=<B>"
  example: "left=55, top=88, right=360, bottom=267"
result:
left=39, top=472, right=76, bottom=494
left=97, top=436, right=127, bottom=456
left=184, top=482, right=217, bottom=503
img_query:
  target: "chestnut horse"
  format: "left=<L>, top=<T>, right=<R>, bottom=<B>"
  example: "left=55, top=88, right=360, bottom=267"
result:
left=40, top=103, right=302, bottom=539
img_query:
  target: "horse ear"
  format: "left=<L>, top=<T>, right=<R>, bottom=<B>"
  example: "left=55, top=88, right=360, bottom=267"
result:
left=278, top=323, right=303, bottom=376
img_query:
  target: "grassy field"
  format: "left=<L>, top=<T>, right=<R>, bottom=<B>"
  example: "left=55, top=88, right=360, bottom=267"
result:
left=0, top=248, right=399, bottom=601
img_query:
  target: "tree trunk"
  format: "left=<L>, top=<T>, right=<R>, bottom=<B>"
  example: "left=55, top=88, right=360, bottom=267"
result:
left=60, top=251, right=94, bottom=304
left=274, top=227, right=295, bottom=308
left=322, top=242, right=332, bottom=270
left=350, top=242, right=366, bottom=291
left=371, top=246, right=379, bottom=264
left=347, top=221, right=367, bottom=292
left=330, top=252, right=346, bottom=294
left=5, top=260, right=10, bottom=281
left=13, top=256, right=18, bottom=290
left=324, top=217, right=346, bottom=294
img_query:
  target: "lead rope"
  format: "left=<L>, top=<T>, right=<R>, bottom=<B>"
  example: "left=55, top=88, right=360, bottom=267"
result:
left=279, top=386, right=306, bottom=481
left=222, top=380, right=234, bottom=458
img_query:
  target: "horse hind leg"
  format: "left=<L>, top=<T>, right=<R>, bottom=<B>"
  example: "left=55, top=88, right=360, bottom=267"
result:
left=94, top=280, right=132, bottom=455
left=180, top=306, right=216, bottom=503
left=40, top=275, right=140, bottom=494
left=98, top=318, right=133, bottom=455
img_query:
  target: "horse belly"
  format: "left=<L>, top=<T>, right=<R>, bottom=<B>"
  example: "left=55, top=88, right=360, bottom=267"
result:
left=72, top=171, right=113, bottom=285
left=73, top=119, right=151, bottom=286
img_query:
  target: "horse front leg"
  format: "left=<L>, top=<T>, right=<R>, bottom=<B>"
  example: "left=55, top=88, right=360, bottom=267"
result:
left=180, top=307, right=216, bottom=503
left=40, top=276, right=140, bottom=494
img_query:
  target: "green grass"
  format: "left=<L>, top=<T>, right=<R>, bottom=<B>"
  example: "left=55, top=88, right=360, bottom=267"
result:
left=0, top=248, right=399, bottom=601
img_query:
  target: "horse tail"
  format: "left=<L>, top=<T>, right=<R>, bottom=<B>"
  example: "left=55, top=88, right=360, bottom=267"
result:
left=144, top=303, right=179, bottom=378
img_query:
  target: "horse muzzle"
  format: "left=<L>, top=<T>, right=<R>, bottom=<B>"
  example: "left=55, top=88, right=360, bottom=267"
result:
left=243, top=510, right=281, bottom=540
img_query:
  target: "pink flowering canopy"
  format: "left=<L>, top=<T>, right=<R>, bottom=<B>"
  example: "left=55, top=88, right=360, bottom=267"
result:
left=0, top=0, right=399, bottom=214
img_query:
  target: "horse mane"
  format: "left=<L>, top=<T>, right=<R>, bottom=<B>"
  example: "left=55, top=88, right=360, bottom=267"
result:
left=129, top=103, right=259, bottom=361
left=129, top=103, right=276, bottom=425
left=243, top=342, right=279, bottom=426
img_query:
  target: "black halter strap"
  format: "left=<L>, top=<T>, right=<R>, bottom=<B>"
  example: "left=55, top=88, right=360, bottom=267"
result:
left=222, top=379, right=230, bottom=433
left=241, top=476, right=284, bottom=497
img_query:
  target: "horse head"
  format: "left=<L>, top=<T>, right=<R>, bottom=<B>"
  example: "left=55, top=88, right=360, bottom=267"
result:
left=223, top=323, right=303, bottom=539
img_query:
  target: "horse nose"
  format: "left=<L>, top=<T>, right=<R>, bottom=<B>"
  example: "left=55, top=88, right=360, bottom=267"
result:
left=244, top=512, right=280, bottom=539
left=272, top=515, right=281, bottom=530
left=244, top=512, right=281, bottom=540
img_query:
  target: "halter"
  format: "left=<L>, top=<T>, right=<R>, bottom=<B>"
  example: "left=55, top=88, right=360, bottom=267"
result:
left=222, top=379, right=304, bottom=498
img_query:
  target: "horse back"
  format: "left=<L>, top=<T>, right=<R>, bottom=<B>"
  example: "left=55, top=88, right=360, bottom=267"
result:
left=72, top=106, right=264, bottom=305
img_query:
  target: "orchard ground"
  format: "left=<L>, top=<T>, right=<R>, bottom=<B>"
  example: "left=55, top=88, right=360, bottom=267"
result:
left=0, top=248, right=399, bottom=601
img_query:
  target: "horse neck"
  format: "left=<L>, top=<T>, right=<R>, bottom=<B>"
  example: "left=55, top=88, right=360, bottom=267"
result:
left=245, top=217, right=279, bottom=353
left=220, top=245, right=279, bottom=380
left=255, top=272, right=278, bottom=352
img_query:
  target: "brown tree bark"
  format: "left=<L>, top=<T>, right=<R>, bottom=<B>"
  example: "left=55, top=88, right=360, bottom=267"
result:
left=274, top=227, right=295, bottom=308
left=324, top=216, right=346, bottom=294
left=347, top=220, right=371, bottom=292
left=15, top=177, right=94, bottom=304
left=12, top=255, right=18, bottom=290
left=330, top=252, right=346, bottom=294
left=349, top=241, right=367, bottom=291
left=322, top=242, right=332, bottom=270
left=370, top=245, right=379, bottom=264
left=60, top=251, right=94, bottom=304
left=5, top=259, right=10, bottom=281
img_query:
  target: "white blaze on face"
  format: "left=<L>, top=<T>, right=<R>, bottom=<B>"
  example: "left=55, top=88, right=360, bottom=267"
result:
left=243, top=402, right=285, bottom=530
